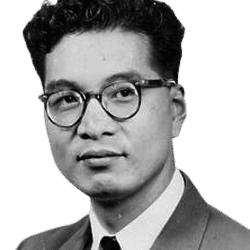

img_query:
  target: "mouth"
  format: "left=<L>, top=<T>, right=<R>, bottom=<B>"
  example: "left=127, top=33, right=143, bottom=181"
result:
left=76, top=150, right=125, bottom=162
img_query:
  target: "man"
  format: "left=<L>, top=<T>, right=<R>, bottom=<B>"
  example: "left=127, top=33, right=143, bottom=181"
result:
left=18, top=0, right=250, bottom=249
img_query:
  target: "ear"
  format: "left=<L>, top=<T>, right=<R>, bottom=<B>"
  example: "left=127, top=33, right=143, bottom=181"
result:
left=170, top=85, right=186, bottom=138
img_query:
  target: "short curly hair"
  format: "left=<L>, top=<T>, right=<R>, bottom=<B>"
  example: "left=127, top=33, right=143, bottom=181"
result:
left=23, top=0, right=185, bottom=85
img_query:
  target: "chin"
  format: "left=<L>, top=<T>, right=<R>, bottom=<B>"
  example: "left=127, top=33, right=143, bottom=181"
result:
left=83, top=181, right=133, bottom=204
left=86, top=189, right=125, bottom=205
left=74, top=178, right=118, bottom=198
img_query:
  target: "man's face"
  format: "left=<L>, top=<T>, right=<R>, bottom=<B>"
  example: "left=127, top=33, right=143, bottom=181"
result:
left=45, top=29, right=184, bottom=202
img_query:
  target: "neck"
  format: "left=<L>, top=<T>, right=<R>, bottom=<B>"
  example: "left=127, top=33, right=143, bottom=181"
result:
left=91, top=153, right=175, bottom=234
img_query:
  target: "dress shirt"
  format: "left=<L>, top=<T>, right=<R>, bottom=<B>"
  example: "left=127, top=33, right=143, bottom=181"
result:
left=90, top=168, right=184, bottom=250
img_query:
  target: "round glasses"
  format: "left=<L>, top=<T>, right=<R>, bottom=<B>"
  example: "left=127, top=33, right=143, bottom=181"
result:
left=39, top=79, right=176, bottom=128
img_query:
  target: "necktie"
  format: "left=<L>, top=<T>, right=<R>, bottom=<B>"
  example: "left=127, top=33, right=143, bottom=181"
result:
left=100, top=236, right=121, bottom=250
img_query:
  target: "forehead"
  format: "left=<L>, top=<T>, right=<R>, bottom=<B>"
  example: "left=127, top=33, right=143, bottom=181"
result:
left=45, top=29, right=159, bottom=90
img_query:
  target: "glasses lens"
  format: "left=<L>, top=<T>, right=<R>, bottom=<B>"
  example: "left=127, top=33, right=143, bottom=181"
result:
left=47, top=90, right=83, bottom=127
left=102, top=81, right=139, bottom=119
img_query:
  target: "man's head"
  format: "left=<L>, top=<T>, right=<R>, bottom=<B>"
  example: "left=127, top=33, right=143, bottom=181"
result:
left=24, top=0, right=184, bottom=85
left=23, top=0, right=186, bottom=206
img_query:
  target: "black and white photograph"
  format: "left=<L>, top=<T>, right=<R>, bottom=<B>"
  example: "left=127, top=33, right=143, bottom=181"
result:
left=1, top=0, right=250, bottom=249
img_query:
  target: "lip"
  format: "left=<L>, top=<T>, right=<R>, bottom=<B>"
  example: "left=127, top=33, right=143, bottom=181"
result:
left=76, top=149, right=125, bottom=162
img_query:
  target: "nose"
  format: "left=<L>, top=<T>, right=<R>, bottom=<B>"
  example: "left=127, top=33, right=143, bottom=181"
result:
left=76, top=98, right=118, bottom=140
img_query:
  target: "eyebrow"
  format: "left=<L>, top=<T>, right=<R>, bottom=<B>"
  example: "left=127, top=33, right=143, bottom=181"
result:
left=104, top=71, right=143, bottom=83
left=44, top=71, right=144, bottom=93
left=45, top=79, right=80, bottom=93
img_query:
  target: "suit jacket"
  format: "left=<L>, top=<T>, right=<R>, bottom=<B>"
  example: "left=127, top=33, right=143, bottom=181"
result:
left=17, top=172, right=250, bottom=250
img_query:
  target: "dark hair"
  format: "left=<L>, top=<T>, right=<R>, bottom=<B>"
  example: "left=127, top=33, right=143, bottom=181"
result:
left=23, top=0, right=185, bottom=85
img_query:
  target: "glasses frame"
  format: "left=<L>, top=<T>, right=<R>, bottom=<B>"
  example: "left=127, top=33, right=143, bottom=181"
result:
left=39, top=78, right=177, bottom=128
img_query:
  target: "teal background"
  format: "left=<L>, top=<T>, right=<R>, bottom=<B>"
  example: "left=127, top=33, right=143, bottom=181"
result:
left=1, top=1, right=249, bottom=249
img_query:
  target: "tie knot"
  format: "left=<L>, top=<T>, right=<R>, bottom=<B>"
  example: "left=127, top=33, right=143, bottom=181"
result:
left=100, top=236, right=121, bottom=250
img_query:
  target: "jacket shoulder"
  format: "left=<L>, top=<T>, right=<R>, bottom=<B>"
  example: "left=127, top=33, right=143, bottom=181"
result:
left=16, top=216, right=88, bottom=250
left=201, top=206, right=250, bottom=250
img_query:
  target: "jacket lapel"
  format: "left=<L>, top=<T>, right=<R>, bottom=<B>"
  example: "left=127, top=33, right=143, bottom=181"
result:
left=150, top=172, right=210, bottom=250
left=57, top=217, right=92, bottom=250
left=38, top=216, right=92, bottom=250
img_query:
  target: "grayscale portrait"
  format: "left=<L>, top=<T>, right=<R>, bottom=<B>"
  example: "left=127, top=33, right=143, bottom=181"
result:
left=15, top=0, right=250, bottom=249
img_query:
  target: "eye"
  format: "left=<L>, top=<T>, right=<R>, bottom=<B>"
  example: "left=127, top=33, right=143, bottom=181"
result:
left=115, top=87, right=136, bottom=98
left=48, top=90, right=82, bottom=111
left=104, top=82, right=138, bottom=103
left=62, top=95, right=78, bottom=104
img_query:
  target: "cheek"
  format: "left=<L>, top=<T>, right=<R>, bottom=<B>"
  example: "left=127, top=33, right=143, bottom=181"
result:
left=134, top=95, right=172, bottom=142
left=50, top=139, right=67, bottom=164
left=45, top=122, right=72, bottom=171
left=126, top=96, right=173, bottom=164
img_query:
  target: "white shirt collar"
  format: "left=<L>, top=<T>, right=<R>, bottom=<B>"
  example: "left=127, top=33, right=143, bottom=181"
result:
left=90, top=168, right=184, bottom=250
